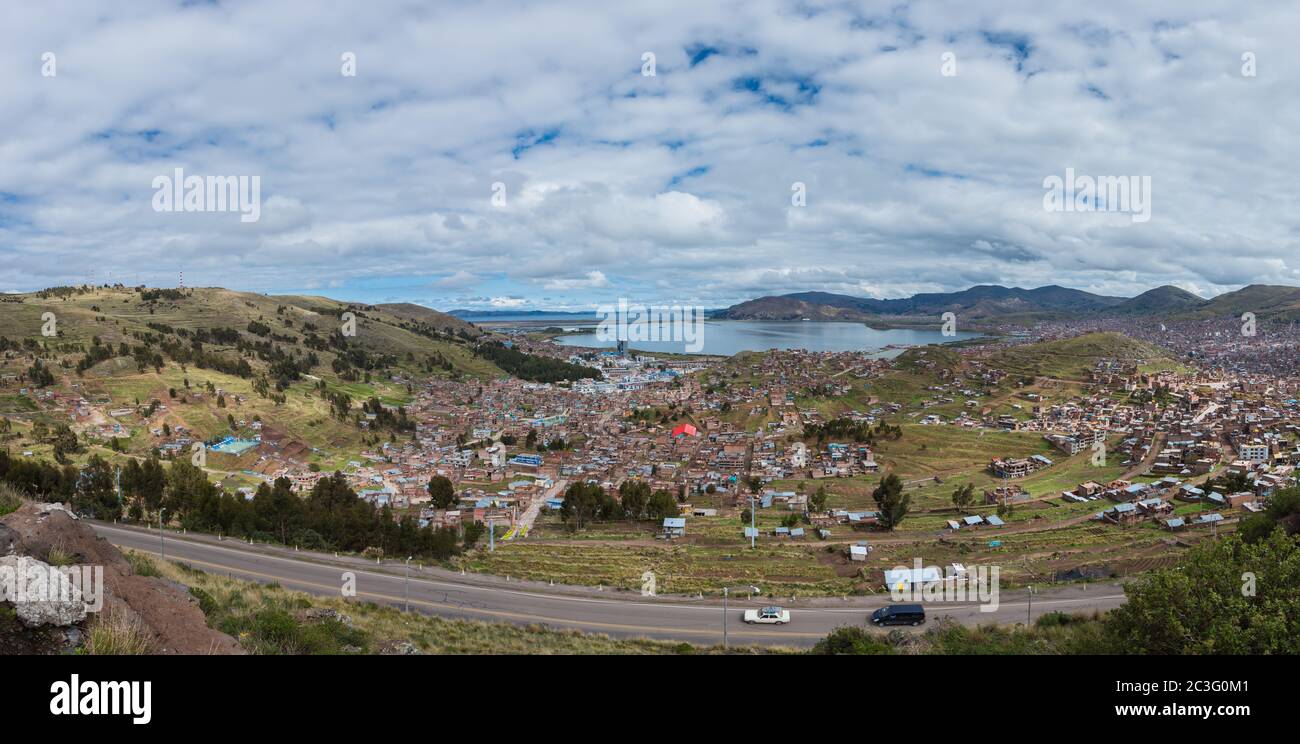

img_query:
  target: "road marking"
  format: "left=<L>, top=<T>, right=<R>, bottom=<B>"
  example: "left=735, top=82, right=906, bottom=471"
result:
left=100, top=523, right=1126, bottom=632
left=122, top=546, right=822, bottom=640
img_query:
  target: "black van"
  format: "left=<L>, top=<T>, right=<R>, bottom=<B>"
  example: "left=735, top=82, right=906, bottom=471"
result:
left=871, top=604, right=926, bottom=626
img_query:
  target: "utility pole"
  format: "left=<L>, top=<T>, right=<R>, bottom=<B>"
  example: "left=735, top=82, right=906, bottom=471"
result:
left=404, top=557, right=412, bottom=612
left=749, top=494, right=756, bottom=549
left=159, top=508, right=166, bottom=561
left=1027, top=584, right=1033, bottom=625
left=488, top=517, right=494, bottom=552
left=723, top=587, right=729, bottom=649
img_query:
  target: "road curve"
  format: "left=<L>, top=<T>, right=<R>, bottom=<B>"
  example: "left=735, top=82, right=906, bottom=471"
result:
left=90, top=521, right=1128, bottom=648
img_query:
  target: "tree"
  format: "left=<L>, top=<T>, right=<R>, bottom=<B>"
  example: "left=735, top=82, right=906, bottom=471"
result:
left=254, top=477, right=302, bottom=544
left=871, top=473, right=910, bottom=531
left=810, top=485, right=829, bottom=513
left=426, top=475, right=456, bottom=509
left=646, top=489, right=678, bottom=520
left=1105, top=531, right=1300, bottom=654
left=462, top=520, right=486, bottom=549
left=951, top=483, right=976, bottom=513
left=1237, top=486, right=1300, bottom=543
left=619, top=480, right=650, bottom=520
left=73, top=456, right=118, bottom=519
left=996, top=499, right=1014, bottom=520
left=559, top=481, right=611, bottom=530
left=49, top=424, right=80, bottom=463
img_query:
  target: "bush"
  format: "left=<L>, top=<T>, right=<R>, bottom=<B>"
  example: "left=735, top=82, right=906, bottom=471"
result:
left=126, top=551, right=161, bottom=577
left=810, top=626, right=896, bottom=655
left=0, top=482, right=25, bottom=517
left=217, top=602, right=369, bottom=654
left=188, top=586, right=218, bottom=617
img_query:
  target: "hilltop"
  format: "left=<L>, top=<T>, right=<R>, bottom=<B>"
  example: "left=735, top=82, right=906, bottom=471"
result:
left=989, top=332, right=1172, bottom=381
left=720, top=284, right=1125, bottom=323
left=0, top=285, right=496, bottom=381
left=720, top=283, right=1300, bottom=326
left=1185, top=284, right=1300, bottom=320
left=0, top=286, right=511, bottom=472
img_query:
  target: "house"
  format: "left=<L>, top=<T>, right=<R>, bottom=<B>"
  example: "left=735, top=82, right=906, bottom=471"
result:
left=882, top=566, right=942, bottom=591
left=662, top=517, right=686, bottom=538
left=1102, top=502, right=1141, bottom=524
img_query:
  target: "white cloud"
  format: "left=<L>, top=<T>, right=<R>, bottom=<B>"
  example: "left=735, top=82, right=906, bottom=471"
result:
left=543, top=270, right=611, bottom=290
left=1, top=0, right=1297, bottom=305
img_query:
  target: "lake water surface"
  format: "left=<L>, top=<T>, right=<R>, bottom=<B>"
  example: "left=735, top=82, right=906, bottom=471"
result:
left=554, top=320, right=981, bottom=357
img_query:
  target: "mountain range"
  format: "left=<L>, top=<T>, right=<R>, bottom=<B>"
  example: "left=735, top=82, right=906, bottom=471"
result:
left=718, top=284, right=1300, bottom=325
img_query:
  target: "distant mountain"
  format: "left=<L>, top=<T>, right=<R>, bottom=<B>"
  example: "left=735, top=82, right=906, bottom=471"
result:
left=447, top=309, right=595, bottom=319
left=1192, top=284, right=1300, bottom=319
left=376, top=302, right=484, bottom=335
left=1109, top=285, right=1207, bottom=315
left=721, top=285, right=1125, bottom=323
left=723, top=283, right=1300, bottom=325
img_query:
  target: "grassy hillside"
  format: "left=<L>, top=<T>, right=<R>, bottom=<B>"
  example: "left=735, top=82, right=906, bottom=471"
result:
left=989, top=332, right=1170, bottom=382
left=0, top=285, right=499, bottom=380
left=1183, top=284, right=1300, bottom=321
left=0, top=285, right=506, bottom=468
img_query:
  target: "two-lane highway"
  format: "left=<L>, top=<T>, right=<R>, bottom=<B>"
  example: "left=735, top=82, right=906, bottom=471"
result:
left=91, top=521, right=1127, bottom=648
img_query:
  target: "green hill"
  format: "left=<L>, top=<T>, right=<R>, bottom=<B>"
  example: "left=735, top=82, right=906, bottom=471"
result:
left=0, top=286, right=500, bottom=381
left=0, top=286, right=508, bottom=469
left=1185, top=284, right=1300, bottom=320
left=990, top=332, right=1172, bottom=381
left=1109, top=285, right=1206, bottom=315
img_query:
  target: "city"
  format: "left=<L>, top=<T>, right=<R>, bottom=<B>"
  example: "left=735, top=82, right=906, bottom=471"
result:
left=1, top=0, right=1293, bottom=728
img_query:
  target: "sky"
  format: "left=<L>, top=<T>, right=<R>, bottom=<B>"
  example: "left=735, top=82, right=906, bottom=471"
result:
left=2, top=0, right=1298, bottom=311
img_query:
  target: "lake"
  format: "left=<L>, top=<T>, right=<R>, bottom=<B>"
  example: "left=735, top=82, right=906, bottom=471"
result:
left=553, top=320, right=981, bottom=357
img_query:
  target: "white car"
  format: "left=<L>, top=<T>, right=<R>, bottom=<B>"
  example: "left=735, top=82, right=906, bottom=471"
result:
left=743, top=606, right=791, bottom=625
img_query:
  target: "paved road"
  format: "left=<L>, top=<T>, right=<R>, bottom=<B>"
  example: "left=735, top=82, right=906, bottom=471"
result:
left=90, top=522, right=1128, bottom=648
left=507, top=478, right=566, bottom=540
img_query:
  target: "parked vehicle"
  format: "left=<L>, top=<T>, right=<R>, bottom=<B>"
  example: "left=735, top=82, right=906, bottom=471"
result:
left=871, top=604, right=926, bottom=626
left=743, top=606, right=791, bottom=624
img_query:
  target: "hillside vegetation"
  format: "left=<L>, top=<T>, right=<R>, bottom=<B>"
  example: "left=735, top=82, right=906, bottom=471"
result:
left=131, top=550, right=784, bottom=655
left=1, top=285, right=499, bottom=381
left=989, top=332, right=1170, bottom=381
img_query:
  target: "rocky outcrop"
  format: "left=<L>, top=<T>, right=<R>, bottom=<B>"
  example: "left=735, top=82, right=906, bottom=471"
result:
left=0, top=554, right=89, bottom=627
left=0, top=501, right=243, bottom=654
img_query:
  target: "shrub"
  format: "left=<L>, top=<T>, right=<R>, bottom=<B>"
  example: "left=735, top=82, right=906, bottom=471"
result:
left=189, top=586, right=218, bottom=617
left=84, top=613, right=151, bottom=655
left=126, top=551, right=161, bottom=577
left=810, top=626, right=896, bottom=655
left=0, top=482, right=25, bottom=517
